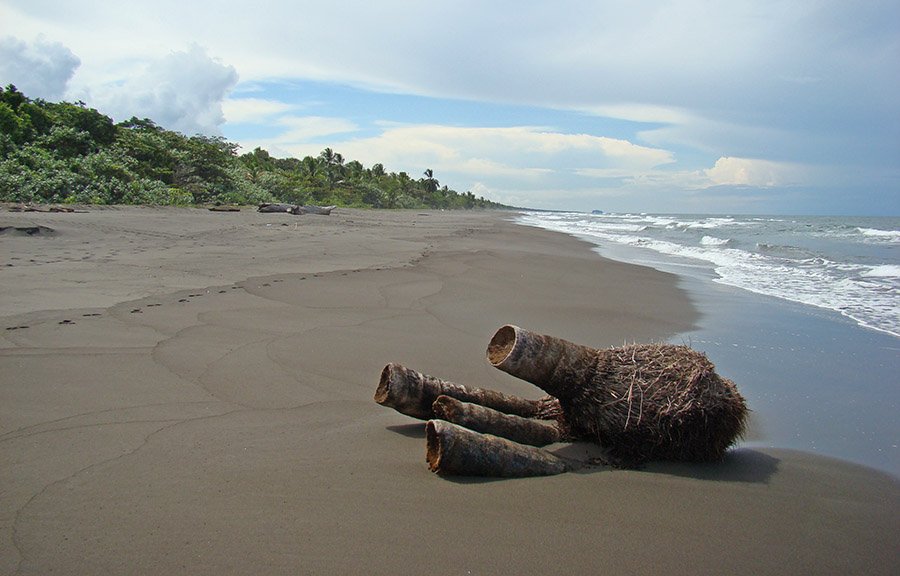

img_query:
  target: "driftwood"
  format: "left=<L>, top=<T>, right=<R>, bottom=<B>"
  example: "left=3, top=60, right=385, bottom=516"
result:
left=258, top=203, right=300, bottom=214
left=297, top=205, right=335, bottom=215
left=376, top=325, right=748, bottom=477
left=0, top=225, right=57, bottom=236
left=426, top=420, right=570, bottom=477
left=432, top=395, right=563, bottom=447
left=376, top=363, right=554, bottom=420
left=209, top=205, right=241, bottom=212
left=487, top=325, right=748, bottom=465
left=257, top=203, right=336, bottom=215
left=7, top=204, right=81, bottom=213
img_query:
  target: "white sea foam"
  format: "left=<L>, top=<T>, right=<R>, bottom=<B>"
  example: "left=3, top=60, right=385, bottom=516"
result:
left=682, top=218, right=736, bottom=229
left=700, top=235, right=731, bottom=246
left=516, top=212, right=900, bottom=338
left=862, top=264, right=900, bottom=278
left=858, top=227, right=900, bottom=243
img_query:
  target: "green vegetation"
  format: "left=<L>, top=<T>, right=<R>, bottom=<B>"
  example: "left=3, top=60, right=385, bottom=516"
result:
left=0, top=85, right=508, bottom=209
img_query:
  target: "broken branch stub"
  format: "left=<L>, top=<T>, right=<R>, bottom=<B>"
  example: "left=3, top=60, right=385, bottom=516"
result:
left=375, top=363, right=549, bottom=420
left=425, top=420, right=569, bottom=477
left=487, top=324, right=599, bottom=401
left=431, top=395, right=564, bottom=447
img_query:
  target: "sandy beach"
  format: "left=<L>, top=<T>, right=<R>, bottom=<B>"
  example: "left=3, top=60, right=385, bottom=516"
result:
left=1, top=206, right=897, bottom=575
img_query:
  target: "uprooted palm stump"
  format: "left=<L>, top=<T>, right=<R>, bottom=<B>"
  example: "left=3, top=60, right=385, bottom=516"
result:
left=375, top=325, right=748, bottom=477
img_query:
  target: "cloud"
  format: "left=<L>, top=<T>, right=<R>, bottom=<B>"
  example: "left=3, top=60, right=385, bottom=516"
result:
left=599, top=156, right=805, bottom=192
left=272, top=116, right=359, bottom=143
left=258, top=123, right=674, bottom=185
left=0, top=36, right=80, bottom=100
left=222, top=98, right=295, bottom=124
left=703, top=157, right=800, bottom=188
left=455, top=158, right=553, bottom=179
left=80, top=45, right=238, bottom=136
left=0, top=35, right=241, bottom=138
left=580, top=103, right=694, bottom=125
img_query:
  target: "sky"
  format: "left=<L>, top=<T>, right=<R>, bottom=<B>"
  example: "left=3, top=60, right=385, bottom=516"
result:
left=1, top=1, right=898, bottom=215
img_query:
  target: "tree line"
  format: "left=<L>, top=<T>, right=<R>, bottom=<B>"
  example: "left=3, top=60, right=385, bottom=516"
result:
left=0, top=85, right=509, bottom=210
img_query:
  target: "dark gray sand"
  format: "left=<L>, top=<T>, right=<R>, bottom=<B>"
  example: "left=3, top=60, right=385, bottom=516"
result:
left=1, top=207, right=897, bottom=575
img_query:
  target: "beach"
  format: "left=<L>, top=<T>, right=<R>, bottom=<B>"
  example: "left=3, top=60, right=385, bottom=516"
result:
left=1, top=206, right=897, bottom=575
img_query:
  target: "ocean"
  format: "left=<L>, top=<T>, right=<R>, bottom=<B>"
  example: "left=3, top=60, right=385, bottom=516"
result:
left=516, top=211, right=899, bottom=475
left=517, top=212, right=900, bottom=339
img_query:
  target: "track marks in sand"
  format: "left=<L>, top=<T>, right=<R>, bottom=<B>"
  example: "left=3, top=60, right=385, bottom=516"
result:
left=6, top=405, right=245, bottom=574
left=1, top=283, right=238, bottom=335
left=0, top=401, right=234, bottom=444
left=6, top=401, right=387, bottom=574
left=146, top=266, right=459, bottom=410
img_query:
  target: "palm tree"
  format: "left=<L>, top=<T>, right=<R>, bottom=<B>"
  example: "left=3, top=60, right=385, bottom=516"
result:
left=300, top=155, right=321, bottom=181
left=345, top=160, right=364, bottom=182
left=319, top=147, right=336, bottom=166
left=422, top=168, right=439, bottom=193
left=318, top=148, right=345, bottom=190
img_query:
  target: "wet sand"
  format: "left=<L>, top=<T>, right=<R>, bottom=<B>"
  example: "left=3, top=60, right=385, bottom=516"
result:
left=1, top=206, right=897, bottom=575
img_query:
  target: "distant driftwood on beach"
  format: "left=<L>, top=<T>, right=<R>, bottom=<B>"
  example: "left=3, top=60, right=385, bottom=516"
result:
left=257, top=203, right=335, bottom=215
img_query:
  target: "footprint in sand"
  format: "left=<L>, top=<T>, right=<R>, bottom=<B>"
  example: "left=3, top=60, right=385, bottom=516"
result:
left=58, top=319, right=74, bottom=325
left=6, top=325, right=29, bottom=330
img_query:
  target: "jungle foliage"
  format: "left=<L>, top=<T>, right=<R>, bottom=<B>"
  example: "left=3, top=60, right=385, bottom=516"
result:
left=0, top=85, right=508, bottom=209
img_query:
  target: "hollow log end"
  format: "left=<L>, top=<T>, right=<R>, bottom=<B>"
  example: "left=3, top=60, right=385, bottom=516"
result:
left=486, top=324, right=519, bottom=367
left=425, top=420, right=445, bottom=473
left=431, top=395, right=460, bottom=421
left=373, top=363, right=397, bottom=406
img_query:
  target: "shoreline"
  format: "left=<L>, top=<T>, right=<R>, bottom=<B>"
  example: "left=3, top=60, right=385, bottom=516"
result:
left=519, top=214, right=899, bottom=476
left=2, top=207, right=897, bottom=575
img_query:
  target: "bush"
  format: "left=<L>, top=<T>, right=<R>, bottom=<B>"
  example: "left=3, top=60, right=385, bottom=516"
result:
left=0, top=148, right=80, bottom=203
left=122, top=182, right=193, bottom=206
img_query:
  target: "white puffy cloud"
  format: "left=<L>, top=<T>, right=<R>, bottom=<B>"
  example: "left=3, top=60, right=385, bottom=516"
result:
left=591, top=156, right=805, bottom=193
left=703, top=157, right=799, bottom=188
left=80, top=45, right=238, bottom=135
left=0, top=36, right=239, bottom=137
left=0, top=36, right=80, bottom=100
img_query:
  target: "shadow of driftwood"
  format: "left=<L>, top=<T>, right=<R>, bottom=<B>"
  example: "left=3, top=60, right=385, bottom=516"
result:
left=386, top=423, right=426, bottom=439
left=639, top=448, right=780, bottom=484
left=563, top=445, right=780, bottom=484
left=434, top=474, right=510, bottom=485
